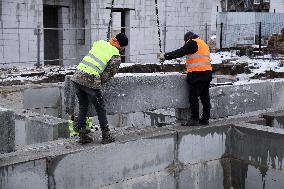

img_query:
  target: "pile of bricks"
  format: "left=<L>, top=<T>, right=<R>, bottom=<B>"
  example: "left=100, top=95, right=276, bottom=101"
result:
left=266, top=28, right=284, bottom=54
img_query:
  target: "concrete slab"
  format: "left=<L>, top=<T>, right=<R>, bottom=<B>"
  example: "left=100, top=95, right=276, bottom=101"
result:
left=0, top=83, right=64, bottom=118
left=49, top=135, right=176, bottom=188
left=178, top=160, right=224, bottom=189
left=14, top=110, right=69, bottom=146
left=23, top=86, right=61, bottom=109
left=65, top=74, right=189, bottom=115
left=177, top=125, right=229, bottom=165
left=271, top=79, right=284, bottom=111
left=0, top=107, right=15, bottom=153
left=0, top=159, right=48, bottom=189
left=210, top=81, right=272, bottom=118
left=230, top=124, right=284, bottom=170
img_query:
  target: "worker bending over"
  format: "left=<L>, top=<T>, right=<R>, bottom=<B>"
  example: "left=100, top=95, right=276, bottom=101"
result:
left=71, top=33, right=128, bottom=144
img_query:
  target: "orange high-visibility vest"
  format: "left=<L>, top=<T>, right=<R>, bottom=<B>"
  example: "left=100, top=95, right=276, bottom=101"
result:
left=186, top=38, right=212, bottom=73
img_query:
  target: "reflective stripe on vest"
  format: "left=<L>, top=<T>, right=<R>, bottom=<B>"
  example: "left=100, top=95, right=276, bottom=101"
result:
left=186, top=54, right=210, bottom=59
left=186, top=62, right=211, bottom=68
left=77, top=40, right=120, bottom=77
left=186, top=38, right=212, bottom=73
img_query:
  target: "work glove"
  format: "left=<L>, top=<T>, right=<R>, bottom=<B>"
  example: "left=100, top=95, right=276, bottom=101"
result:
left=158, top=53, right=165, bottom=61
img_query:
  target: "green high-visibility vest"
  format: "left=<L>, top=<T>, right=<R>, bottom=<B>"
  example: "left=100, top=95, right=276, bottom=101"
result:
left=77, top=40, right=120, bottom=77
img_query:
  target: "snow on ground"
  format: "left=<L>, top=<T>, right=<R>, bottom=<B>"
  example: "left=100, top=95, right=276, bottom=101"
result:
left=0, top=51, right=283, bottom=85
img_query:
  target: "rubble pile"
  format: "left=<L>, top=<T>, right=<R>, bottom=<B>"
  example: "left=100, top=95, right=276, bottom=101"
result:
left=266, top=28, right=284, bottom=54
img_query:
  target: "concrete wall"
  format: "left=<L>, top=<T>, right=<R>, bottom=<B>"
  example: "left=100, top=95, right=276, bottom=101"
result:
left=0, top=0, right=43, bottom=68
left=0, top=125, right=230, bottom=189
left=270, top=0, right=284, bottom=13
left=91, top=0, right=217, bottom=63
left=0, top=0, right=89, bottom=68
left=0, top=107, right=15, bottom=153
left=2, top=123, right=284, bottom=188
left=216, top=12, right=284, bottom=48
left=65, top=75, right=284, bottom=121
left=0, top=0, right=218, bottom=67
left=0, top=83, right=64, bottom=118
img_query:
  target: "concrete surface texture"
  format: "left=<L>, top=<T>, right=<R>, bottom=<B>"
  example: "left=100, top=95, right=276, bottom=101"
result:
left=1, top=118, right=284, bottom=189
left=0, top=83, right=64, bottom=118
left=0, top=108, right=15, bottom=153
left=14, top=110, right=69, bottom=147
left=65, top=75, right=284, bottom=119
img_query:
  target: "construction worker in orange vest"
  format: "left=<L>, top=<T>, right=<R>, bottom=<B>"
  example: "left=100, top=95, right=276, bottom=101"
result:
left=159, top=31, right=212, bottom=126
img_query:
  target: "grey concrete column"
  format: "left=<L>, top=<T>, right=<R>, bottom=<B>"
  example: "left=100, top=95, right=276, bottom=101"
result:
left=0, top=107, right=15, bottom=153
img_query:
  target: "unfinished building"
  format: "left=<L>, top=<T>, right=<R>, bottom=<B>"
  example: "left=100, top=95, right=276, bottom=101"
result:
left=1, top=0, right=284, bottom=189
left=0, top=0, right=220, bottom=68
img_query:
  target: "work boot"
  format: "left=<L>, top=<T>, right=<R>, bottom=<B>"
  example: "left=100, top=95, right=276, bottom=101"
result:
left=78, top=128, right=93, bottom=144
left=199, top=117, right=209, bottom=125
left=181, top=118, right=199, bottom=126
left=101, top=128, right=115, bottom=144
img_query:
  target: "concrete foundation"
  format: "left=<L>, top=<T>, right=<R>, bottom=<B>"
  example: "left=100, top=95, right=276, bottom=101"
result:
left=65, top=75, right=284, bottom=123
left=1, top=118, right=284, bottom=188
left=0, top=108, right=15, bottom=153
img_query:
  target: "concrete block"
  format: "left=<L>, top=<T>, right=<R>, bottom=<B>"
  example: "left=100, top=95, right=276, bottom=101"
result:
left=65, top=74, right=189, bottom=115
left=210, top=81, right=272, bottom=118
left=229, top=124, right=284, bottom=170
left=271, top=79, right=284, bottom=111
left=0, top=107, right=15, bottom=153
left=0, top=159, right=48, bottom=189
left=102, top=74, right=188, bottom=113
left=23, top=87, right=61, bottom=109
left=178, top=126, right=229, bottom=165
left=0, top=87, right=24, bottom=109
left=15, top=110, right=69, bottom=146
left=48, top=135, right=175, bottom=189
left=178, top=160, right=224, bottom=189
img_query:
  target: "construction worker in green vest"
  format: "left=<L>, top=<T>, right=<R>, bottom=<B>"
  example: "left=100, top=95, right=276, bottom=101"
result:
left=71, top=33, right=128, bottom=144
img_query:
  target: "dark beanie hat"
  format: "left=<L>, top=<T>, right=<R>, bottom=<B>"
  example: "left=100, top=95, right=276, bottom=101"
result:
left=115, top=33, right=128, bottom=47
left=184, top=31, right=199, bottom=42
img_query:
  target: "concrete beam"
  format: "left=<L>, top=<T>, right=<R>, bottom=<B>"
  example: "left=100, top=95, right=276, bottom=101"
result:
left=0, top=107, right=15, bottom=153
left=64, top=74, right=189, bottom=115
left=15, top=110, right=69, bottom=146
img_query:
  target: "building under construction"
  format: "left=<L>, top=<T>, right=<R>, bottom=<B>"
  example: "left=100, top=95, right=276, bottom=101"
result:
left=1, top=1, right=284, bottom=189
left=0, top=0, right=220, bottom=67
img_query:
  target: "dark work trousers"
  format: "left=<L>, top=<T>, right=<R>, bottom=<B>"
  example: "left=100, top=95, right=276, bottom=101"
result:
left=73, top=82, right=108, bottom=130
left=187, top=71, right=212, bottom=121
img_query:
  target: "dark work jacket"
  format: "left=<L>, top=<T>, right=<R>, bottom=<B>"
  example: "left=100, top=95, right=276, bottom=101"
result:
left=164, top=37, right=212, bottom=84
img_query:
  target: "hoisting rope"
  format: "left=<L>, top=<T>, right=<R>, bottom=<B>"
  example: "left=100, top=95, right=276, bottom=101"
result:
left=154, top=0, right=164, bottom=72
left=107, top=0, right=115, bottom=40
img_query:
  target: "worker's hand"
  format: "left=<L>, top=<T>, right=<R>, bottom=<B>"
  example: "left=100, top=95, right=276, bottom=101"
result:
left=158, top=53, right=165, bottom=61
